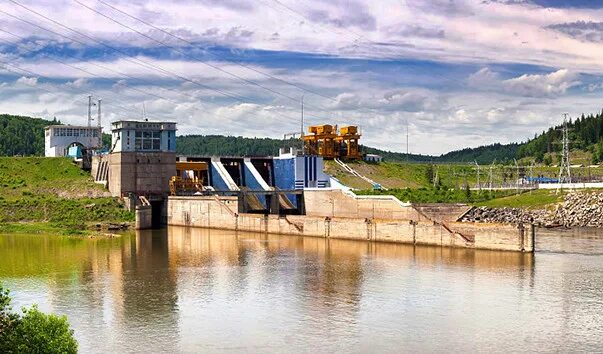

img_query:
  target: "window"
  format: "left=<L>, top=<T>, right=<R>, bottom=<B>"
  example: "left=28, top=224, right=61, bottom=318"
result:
left=134, top=130, right=161, bottom=151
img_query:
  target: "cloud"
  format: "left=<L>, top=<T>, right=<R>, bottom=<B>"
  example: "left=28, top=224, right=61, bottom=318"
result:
left=66, top=78, right=88, bottom=88
left=384, top=25, right=445, bottom=39
left=547, top=21, right=603, bottom=43
left=468, top=68, right=580, bottom=97
left=503, top=69, right=581, bottom=97
left=16, top=76, right=38, bottom=86
left=328, top=89, right=443, bottom=113
left=305, top=0, right=376, bottom=30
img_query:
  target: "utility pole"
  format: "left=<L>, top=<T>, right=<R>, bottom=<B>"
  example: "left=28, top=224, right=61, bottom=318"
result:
left=406, top=117, right=409, bottom=162
left=558, top=113, right=572, bottom=188
left=300, top=95, right=304, bottom=154
left=97, top=99, right=102, bottom=128
left=514, top=158, right=520, bottom=193
left=474, top=160, right=481, bottom=190
left=489, top=159, right=496, bottom=190
left=87, top=95, right=93, bottom=127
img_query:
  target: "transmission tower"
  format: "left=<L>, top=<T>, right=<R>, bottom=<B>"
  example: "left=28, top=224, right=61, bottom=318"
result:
left=488, top=159, right=496, bottom=190
left=558, top=113, right=572, bottom=185
left=474, top=160, right=481, bottom=190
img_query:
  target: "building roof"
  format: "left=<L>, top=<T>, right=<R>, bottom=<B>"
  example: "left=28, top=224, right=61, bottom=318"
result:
left=111, top=120, right=176, bottom=124
left=44, top=125, right=101, bottom=129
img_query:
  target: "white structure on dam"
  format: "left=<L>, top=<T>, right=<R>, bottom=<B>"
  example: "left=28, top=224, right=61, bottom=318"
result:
left=44, top=125, right=102, bottom=157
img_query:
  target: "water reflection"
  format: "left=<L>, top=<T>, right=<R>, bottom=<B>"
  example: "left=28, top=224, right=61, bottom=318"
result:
left=0, top=227, right=601, bottom=353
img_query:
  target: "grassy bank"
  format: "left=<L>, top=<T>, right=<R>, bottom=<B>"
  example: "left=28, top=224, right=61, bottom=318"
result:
left=357, top=187, right=514, bottom=204
left=0, top=157, right=133, bottom=235
left=475, top=189, right=566, bottom=209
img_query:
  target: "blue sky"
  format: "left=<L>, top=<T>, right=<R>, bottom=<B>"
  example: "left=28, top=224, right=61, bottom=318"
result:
left=1, top=0, right=603, bottom=155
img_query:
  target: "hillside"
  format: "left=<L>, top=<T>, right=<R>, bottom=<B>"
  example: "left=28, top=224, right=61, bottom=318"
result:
left=0, top=157, right=133, bottom=234
left=518, top=110, right=603, bottom=164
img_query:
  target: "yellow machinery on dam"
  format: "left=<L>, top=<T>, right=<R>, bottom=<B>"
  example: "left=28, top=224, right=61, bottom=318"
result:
left=169, top=161, right=208, bottom=196
left=304, top=124, right=362, bottom=160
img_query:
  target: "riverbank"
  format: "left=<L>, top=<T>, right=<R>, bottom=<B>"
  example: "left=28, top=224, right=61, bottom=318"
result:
left=0, top=157, right=134, bottom=235
left=462, top=190, right=603, bottom=228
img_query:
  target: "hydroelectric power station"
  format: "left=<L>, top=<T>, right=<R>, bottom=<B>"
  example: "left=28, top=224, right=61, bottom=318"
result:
left=84, top=119, right=534, bottom=253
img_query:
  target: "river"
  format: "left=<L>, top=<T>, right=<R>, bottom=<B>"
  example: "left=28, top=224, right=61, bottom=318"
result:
left=0, top=227, right=602, bottom=353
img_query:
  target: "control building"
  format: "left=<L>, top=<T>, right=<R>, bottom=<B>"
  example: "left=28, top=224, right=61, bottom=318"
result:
left=110, top=120, right=176, bottom=153
left=92, top=120, right=177, bottom=199
left=44, top=125, right=101, bottom=157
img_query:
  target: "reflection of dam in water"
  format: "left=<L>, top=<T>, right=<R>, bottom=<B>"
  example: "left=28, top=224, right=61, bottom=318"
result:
left=2, top=229, right=603, bottom=352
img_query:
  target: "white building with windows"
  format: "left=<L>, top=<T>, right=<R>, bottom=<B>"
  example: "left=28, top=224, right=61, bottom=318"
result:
left=364, top=154, right=383, bottom=163
left=110, top=120, right=176, bottom=153
left=44, top=125, right=102, bottom=157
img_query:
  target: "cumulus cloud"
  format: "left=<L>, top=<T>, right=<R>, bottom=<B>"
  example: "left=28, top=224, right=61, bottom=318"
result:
left=16, top=76, right=38, bottom=86
left=503, top=69, right=580, bottom=97
left=66, top=78, right=88, bottom=88
left=468, top=68, right=580, bottom=97
left=329, top=89, right=443, bottom=112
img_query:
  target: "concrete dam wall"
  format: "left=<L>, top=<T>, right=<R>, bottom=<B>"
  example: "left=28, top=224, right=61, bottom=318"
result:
left=167, top=190, right=534, bottom=252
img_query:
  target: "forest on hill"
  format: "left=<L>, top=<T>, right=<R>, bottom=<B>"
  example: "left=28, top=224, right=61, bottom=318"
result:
left=517, top=110, right=603, bottom=164
left=2, top=111, right=602, bottom=164
left=0, top=114, right=59, bottom=156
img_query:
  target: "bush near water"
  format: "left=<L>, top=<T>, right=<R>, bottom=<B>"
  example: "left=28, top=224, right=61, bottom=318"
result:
left=0, top=285, right=78, bottom=353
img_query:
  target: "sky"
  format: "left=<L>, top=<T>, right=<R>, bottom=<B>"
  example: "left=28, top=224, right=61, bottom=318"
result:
left=1, top=0, right=603, bottom=155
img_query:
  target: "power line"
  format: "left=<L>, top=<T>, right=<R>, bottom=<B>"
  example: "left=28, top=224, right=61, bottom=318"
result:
left=265, top=0, right=468, bottom=88
left=0, top=5, right=307, bottom=127
left=94, top=0, right=339, bottom=104
left=0, top=59, right=144, bottom=119
left=3, top=1, right=287, bottom=112
left=72, top=0, right=307, bottom=106
left=4, top=2, right=318, bottom=127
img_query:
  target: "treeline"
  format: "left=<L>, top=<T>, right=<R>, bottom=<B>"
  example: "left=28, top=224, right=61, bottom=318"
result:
left=5, top=112, right=603, bottom=164
left=176, top=135, right=300, bottom=156
left=517, top=110, right=603, bottom=163
left=437, top=143, right=521, bottom=164
left=0, top=114, right=57, bottom=156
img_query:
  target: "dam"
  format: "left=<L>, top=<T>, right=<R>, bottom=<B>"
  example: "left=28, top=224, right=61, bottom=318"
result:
left=90, top=120, right=535, bottom=252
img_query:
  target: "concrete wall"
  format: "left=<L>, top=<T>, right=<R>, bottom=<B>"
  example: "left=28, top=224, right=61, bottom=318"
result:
left=167, top=196, right=533, bottom=252
left=107, top=151, right=176, bottom=197
left=304, top=189, right=425, bottom=220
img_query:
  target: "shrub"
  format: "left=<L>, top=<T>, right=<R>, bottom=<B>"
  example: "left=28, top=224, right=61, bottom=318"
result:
left=0, top=285, right=77, bottom=354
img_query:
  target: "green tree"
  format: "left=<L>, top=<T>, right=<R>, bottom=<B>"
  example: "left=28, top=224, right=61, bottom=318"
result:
left=543, top=155, right=552, bottom=166
left=0, top=285, right=77, bottom=354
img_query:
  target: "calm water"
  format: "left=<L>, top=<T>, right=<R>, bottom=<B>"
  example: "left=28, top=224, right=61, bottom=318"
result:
left=0, top=227, right=602, bottom=353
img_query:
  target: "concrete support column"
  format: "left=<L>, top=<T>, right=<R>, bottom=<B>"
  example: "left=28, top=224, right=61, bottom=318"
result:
left=135, top=205, right=152, bottom=229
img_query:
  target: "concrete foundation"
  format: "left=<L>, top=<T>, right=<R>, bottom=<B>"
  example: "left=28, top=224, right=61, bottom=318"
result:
left=167, top=194, right=534, bottom=252
left=107, top=151, right=176, bottom=197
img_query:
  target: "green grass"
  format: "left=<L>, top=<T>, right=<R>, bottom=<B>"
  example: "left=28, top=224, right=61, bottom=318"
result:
left=475, top=189, right=564, bottom=209
left=358, top=187, right=514, bottom=204
left=0, top=157, right=133, bottom=234
left=0, top=222, right=88, bottom=236
left=0, top=157, right=108, bottom=200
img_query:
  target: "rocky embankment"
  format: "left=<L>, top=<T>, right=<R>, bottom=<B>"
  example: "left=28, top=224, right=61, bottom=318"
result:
left=461, top=192, right=603, bottom=228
